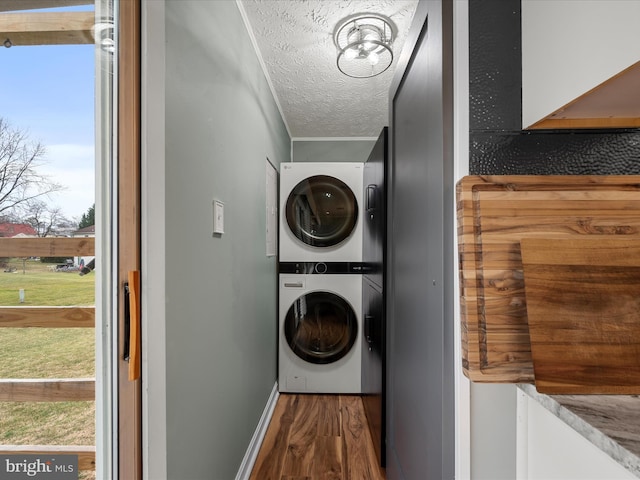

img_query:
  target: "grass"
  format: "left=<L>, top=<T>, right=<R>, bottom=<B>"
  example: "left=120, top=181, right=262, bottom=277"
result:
left=0, top=260, right=94, bottom=307
left=0, top=259, right=95, bottom=477
left=0, top=402, right=95, bottom=444
left=0, top=328, right=94, bottom=378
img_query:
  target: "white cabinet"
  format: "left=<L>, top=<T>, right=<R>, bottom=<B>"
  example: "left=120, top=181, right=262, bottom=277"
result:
left=522, top=0, right=640, bottom=129
left=516, top=391, right=636, bottom=480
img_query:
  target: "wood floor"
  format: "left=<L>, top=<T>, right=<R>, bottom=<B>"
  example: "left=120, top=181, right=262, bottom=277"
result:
left=249, top=394, right=385, bottom=480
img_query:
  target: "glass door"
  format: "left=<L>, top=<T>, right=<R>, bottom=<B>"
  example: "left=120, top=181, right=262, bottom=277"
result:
left=0, top=2, right=141, bottom=478
left=284, top=291, right=358, bottom=364
left=96, top=0, right=142, bottom=477
left=0, top=3, right=99, bottom=479
left=285, top=175, right=359, bottom=247
left=96, top=0, right=141, bottom=478
left=95, top=0, right=115, bottom=475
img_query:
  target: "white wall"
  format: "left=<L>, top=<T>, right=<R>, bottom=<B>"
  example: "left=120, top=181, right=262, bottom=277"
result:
left=522, top=0, right=640, bottom=128
left=453, top=0, right=471, bottom=477
left=141, top=1, right=167, bottom=478
left=470, top=384, right=517, bottom=479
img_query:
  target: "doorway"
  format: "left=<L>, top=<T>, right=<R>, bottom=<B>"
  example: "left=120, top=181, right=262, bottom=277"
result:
left=0, top=1, right=141, bottom=478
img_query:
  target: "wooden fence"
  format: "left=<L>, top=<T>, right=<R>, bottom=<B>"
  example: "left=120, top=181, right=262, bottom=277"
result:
left=0, top=237, right=96, bottom=471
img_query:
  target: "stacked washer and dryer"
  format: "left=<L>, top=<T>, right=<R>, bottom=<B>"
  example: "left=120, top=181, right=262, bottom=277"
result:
left=278, top=162, right=364, bottom=394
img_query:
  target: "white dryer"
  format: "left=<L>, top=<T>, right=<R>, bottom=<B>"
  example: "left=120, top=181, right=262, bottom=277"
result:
left=278, top=270, right=362, bottom=393
left=279, top=162, right=363, bottom=262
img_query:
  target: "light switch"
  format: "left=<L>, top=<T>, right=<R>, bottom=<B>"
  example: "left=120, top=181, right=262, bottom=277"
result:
left=213, top=200, right=224, bottom=235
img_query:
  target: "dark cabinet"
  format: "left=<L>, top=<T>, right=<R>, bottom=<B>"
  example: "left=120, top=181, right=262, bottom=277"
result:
left=362, top=127, right=388, bottom=468
left=362, top=276, right=385, bottom=466
left=363, top=127, right=387, bottom=290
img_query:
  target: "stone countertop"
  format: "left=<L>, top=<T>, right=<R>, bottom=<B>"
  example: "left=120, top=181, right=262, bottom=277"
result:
left=519, top=383, right=640, bottom=477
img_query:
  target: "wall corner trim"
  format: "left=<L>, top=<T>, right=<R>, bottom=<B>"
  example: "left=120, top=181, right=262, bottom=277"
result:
left=235, top=383, right=280, bottom=480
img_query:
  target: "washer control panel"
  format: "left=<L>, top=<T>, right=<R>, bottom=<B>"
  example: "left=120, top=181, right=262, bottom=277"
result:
left=279, top=262, right=371, bottom=274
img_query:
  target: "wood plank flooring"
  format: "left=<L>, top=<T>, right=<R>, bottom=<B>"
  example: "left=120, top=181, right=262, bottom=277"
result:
left=249, top=394, right=385, bottom=480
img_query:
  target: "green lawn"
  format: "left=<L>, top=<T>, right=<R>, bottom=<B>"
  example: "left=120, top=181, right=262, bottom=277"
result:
left=0, top=258, right=95, bottom=478
left=0, top=260, right=94, bottom=306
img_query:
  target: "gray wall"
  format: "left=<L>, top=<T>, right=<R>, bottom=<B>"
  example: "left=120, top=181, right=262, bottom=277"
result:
left=292, top=139, right=375, bottom=163
left=164, top=2, right=289, bottom=478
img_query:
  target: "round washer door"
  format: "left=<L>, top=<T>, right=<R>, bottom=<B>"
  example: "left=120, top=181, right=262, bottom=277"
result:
left=284, top=291, right=358, bottom=364
left=285, top=175, right=358, bottom=248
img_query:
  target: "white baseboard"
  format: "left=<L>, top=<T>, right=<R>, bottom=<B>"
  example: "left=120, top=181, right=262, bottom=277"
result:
left=235, top=382, right=279, bottom=480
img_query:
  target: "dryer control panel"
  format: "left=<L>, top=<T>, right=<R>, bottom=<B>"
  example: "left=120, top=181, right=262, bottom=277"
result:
left=279, top=262, right=371, bottom=274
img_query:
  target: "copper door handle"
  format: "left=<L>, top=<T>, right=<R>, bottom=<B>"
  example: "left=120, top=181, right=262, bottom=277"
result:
left=125, top=270, right=141, bottom=381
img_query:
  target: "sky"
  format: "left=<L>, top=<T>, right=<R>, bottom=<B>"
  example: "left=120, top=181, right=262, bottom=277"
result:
left=0, top=9, right=96, bottom=221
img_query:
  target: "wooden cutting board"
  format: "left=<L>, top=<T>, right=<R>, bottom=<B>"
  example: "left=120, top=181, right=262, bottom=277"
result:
left=521, top=237, right=640, bottom=394
left=457, top=175, right=640, bottom=383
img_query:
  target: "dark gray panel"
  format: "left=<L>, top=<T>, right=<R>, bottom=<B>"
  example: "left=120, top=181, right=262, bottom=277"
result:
left=471, top=131, right=640, bottom=174
left=469, top=0, right=521, bottom=131
left=387, top=1, right=455, bottom=478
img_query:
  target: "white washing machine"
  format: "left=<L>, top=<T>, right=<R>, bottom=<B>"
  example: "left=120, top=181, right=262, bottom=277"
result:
left=279, top=162, right=364, bottom=262
left=278, top=269, right=362, bottom=393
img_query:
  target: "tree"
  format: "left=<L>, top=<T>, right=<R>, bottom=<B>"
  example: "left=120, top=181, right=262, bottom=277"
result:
left=0, top=117, right=64, bottom=216
left=78, top=203, right=95, bottom=229
left=22, top=199, right=72, bottom=237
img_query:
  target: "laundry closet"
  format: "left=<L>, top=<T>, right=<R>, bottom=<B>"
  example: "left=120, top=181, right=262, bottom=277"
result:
left=278, top=132, right=387, bottom=466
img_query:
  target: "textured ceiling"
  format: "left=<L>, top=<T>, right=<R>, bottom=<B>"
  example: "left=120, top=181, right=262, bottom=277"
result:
left=239, top=0, right=419, bottom=139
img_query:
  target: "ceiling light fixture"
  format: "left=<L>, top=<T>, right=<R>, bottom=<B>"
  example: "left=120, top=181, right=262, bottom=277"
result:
left=333, top=13, right=396, bottom=79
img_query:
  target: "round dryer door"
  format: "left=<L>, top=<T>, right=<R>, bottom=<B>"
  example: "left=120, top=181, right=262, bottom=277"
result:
left=284, top=291, right=358, bottom=364
left=285, top=175, right=358, bottom=248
